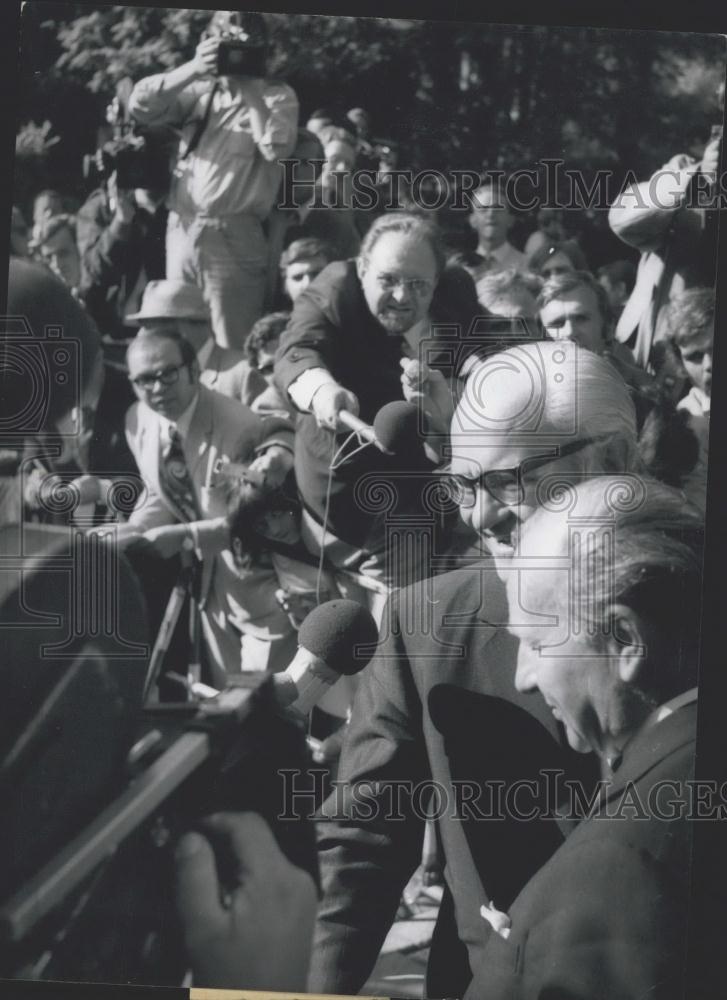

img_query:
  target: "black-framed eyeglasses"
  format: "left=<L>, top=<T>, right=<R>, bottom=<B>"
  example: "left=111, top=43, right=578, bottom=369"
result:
left=439, top=435, right=607, bottom=507
left=130, top=364, right=188, bottom=390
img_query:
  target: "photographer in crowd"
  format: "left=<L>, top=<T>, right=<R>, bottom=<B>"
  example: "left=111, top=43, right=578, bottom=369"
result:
left=75, top=153, right=169, bottom=343
left=129, top=10, right=299, bottom=350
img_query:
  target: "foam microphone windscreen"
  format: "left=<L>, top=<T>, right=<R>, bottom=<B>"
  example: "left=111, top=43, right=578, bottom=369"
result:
left=297, top=599, right=379, bottom=676
left=373, top=400, right=421, bottom=454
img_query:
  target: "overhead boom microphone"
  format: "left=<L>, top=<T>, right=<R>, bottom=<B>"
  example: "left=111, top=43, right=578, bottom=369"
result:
left=274, top=599, right=379, bottom=715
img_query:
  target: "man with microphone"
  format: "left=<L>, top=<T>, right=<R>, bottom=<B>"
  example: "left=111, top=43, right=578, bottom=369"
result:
left=274, top=211, right=480, bottom=607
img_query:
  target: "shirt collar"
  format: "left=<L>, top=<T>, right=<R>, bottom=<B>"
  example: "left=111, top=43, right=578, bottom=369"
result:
left=476, top=240, right=512, bottom=263
left=401, top=317, right=431, bottom=357
left=157, top=391, right=200, bottom=443
left=607, top=687, right=699, bottom=772
left=689, top=386, right=710, bottom=414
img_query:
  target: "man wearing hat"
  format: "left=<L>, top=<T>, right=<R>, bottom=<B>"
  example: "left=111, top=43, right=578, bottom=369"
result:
left=127, top=279, right=269, bottom=407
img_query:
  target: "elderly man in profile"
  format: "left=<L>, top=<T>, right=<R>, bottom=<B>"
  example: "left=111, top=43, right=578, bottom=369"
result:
left=465, top=476, right=702, bottom=999
left=274, top=211, right=479, bottom=602
left=309, top=340, right=642, bottom=999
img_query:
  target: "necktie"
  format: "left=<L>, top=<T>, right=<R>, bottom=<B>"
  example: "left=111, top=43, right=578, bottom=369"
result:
left=159, top=426, right=200, bottom=523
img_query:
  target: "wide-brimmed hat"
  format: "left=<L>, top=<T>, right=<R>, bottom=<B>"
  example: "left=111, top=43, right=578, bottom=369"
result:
left=125, top=280, right=209, bottom=324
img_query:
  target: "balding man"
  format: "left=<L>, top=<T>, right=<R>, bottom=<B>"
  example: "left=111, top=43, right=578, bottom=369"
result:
left=124, top=326, right=296, bottom=681
left=309, top=341, right=640, bottom=998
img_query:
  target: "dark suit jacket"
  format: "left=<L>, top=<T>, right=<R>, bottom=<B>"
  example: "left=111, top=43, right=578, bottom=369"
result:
left=274, top=259, right=479, bottom=549
left=465, top=701, right=697, bottom=1000
left=77, top=187, right=167, bottom=339
left=310, top=564, right=596, bottom=997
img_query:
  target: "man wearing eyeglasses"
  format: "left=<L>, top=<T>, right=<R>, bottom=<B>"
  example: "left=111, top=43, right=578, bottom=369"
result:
left=123, top=326, right=297, bottom=681
left=309, top=340, right=642, bottom=999
left=275, top=211, right=480, bottom=599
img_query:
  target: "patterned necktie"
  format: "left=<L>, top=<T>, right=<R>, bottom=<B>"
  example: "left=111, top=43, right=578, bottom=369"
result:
left=159, top=426, right=200, bottom=522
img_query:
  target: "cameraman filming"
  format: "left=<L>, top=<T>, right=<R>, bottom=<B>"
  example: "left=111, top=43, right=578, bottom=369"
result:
left=129, top=10, right=299, bottom=350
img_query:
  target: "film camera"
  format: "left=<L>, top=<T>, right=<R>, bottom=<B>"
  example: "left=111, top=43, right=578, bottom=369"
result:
left=82, top=78, right=167, bottom=191
left=210, top=11, right=268, bottom=77
left=0, top=526, right=318, bottom=985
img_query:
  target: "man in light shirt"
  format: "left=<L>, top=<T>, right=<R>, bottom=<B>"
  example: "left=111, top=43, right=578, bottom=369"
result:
left=129, top=10, right=299, bottom=350
left=468, top=180, right=528, bottom=290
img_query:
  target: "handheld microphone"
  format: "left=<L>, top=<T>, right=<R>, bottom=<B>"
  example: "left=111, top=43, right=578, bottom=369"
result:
left=274, top=599, right=379, bottom=715
left=337, top=401, right=420, bottom=456
left=337, top=409, right=392, bottom=453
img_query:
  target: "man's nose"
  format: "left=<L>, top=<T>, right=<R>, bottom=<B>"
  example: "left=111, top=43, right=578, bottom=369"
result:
left=704, top=352, right=713, bottom=373
left=391, top=283, right=411, bottom=303
left=467, top=486, right=506, bottom=530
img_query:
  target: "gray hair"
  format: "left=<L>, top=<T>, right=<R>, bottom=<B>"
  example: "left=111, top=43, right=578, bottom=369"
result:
left=359, top=212, right=446, bottom=276
left=525, top=476, right=704, bottom=700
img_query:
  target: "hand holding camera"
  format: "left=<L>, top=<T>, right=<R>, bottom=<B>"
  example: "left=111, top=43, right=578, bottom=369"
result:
left=174, top=811, right=317, bottom=991
left=193, top=34, right=221, bottom=79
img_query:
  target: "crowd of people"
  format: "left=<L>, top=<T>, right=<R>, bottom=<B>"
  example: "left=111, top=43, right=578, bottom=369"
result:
left=3, top=7, right=723, bottom=999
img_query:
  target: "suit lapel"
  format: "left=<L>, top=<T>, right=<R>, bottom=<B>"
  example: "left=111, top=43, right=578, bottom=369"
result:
left=184, top=387, right=213, bottom=483
left=206, top=344, right=220, bottom=388
left=598, top=702, right=697, bottom=809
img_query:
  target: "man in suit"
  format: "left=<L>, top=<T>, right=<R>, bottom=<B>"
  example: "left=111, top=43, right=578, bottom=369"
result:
left=274, top=211, right=479, bottom=598
left=309, top=341, right=641, bottom=998
left=126, top=279, right=269, bottom=407
left=465, top=476, right=702, bottom=999
left=123, top=326, right=297, bottom=682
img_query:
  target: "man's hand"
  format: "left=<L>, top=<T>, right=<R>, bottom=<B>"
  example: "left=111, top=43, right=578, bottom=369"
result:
left=248, top=445, right=293, bottom=488
left=143, top=523, right=191, bottom=560
left=310, top=383, right=360, bottom=431
left=400, top=357, right=430, bottom=400
left=192, top=35, right=220, bottom=78
left=174, top=812, right=317, bottom=991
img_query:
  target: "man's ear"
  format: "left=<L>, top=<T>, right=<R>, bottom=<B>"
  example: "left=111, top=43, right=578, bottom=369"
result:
left=606, top=603, right=647, bottom=684
left=355, top=256, right=367, bottom=281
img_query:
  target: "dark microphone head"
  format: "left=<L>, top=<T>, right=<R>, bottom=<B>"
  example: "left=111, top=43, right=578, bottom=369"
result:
left=298, top=599, right=378, bottom=676
left=373, top=400, right=421, bottom=455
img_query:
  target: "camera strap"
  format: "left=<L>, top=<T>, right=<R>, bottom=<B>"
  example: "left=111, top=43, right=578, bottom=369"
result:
left=179, top=81, right=220, bottom=162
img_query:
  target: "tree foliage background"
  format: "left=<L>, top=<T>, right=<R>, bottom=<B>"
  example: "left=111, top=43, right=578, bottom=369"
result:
left=13, top=2, right=727, bottom=221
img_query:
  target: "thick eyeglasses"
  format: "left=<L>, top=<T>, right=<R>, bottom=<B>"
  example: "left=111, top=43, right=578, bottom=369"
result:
left=439, top=436, right=604, bottom=507
left=130, top=364, right=187, bottom=390
left=375, top=273, right=434, bottom=297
